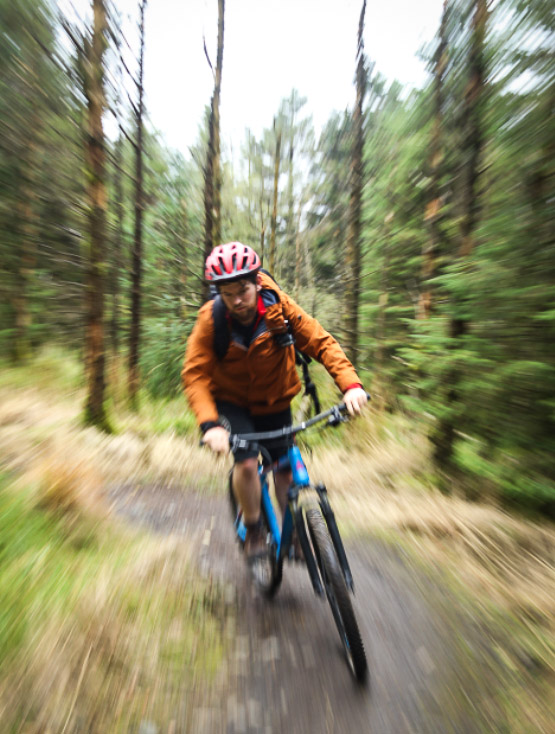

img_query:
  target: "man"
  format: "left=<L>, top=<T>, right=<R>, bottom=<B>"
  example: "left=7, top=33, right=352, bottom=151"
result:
left=182, top=241, right=367, bottom=561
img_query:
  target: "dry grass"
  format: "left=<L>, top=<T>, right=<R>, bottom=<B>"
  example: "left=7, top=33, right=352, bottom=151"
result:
left=0, top=530, right=225, bottom=733
left=0, top=361, right=553, bottom=733
left=0, top=381, right=227, bottom=734
left=308, top=416, right=555, bottom=617
left=309, top=436, right=555, bottom=627
left=0, top=386, right=225, bottom=493
left=305, top=416, right=555, bottom=732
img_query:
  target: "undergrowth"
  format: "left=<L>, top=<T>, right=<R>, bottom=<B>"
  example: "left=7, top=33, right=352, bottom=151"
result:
left=0, top=468, right=225, bottom=733
left=0, top=348, right=227, bottom=733
left=1, top=346, right=553, bottom=733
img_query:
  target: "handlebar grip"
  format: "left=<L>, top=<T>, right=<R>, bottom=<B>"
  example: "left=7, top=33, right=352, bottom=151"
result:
left=338, top=392, right=370, bottom=413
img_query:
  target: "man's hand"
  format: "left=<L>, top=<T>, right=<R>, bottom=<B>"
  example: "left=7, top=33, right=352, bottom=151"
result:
left=203, top=426, right=230, bottom=454
left=343, top=387, right=368, bottom=416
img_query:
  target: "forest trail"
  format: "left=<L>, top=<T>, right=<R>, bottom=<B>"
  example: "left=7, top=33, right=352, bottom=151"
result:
left=109, top=480, right=503, bottom=734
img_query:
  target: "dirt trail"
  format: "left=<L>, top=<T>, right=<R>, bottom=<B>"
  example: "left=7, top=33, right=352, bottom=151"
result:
left=109, top=482, right=504, bottom=734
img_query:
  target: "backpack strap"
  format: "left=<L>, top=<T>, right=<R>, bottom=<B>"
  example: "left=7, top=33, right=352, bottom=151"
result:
left=212, top=295, right=230, bottom=361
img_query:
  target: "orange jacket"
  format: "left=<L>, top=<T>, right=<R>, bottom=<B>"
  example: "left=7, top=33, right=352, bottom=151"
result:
left=182, top=272, right=362, bottom=426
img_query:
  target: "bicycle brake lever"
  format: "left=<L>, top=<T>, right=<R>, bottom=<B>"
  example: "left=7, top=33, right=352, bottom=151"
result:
left=328, top=405, right=348, bottom=427
left=230, top=436, right=251, bottom=452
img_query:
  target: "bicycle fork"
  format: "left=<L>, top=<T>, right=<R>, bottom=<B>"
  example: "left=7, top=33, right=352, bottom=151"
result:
left=315, top=483, right=354, bottom=592
left=286, top=492, right=324, bottom=597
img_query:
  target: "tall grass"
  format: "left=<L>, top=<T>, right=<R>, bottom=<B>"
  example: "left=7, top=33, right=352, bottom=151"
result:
left=306, top=412, right=555, bottom=734
left=1, top=346, right=553, bottom=733
left=0, top=348, right=226, bottom=733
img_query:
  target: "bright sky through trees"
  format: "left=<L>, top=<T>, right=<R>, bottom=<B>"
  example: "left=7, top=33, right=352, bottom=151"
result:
left=94, top=0, right=444, bottom=157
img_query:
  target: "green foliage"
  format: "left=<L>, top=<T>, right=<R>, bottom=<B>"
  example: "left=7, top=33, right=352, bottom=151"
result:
left=0, top=344, right=84, bottom=392
left=1, top=0, right=553, bottom=515
left=339, top=0, right=555, bottom=514
left=140, top=314, right=193, bottom=399
left=0, top=467, right=224, bottom=730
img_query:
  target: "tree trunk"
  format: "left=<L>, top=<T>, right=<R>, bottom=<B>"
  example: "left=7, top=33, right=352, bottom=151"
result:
left=129, top=0, right=147, bottom=409
left=111, top=131, right=124, bottom=356
left=259, top=194, right=266, bottom=262
left=12, top=54, right=41, bottom=364
left=375, top=209, right=393, bottom=382
left=286, top=97, right=296, bottom=269
left=294, top=206, right=302, bottom=299
left=212, top=0, right=224, bottom=250
left=202, top=0, right=225, bottom=302
left=84, top=0, right=110, bottom=430
left=420, top=0, right=448, bottom=320
left=13, top=182, right=35, bottom=363
left=344, top=0, right=367, bottom=368
left=432, top=0, right=488, bottom=470
left=110, top=10, right=125, bottom=360
left=178, top=196, right=189, bottom=319
left=247, top=130, right=253, bottom=229
left=269, top=119, right=281, bottom=273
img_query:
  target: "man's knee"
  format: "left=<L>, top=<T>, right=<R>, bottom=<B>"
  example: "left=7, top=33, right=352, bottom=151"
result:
left=234, top=457, right=259, bottom=482
left=274, top=467, right=292, bottom=487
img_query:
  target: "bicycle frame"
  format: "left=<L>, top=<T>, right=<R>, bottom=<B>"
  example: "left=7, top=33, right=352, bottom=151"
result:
left=233, top=444, right=307, bottom=557
left=232, top=442, right=353, bottom=597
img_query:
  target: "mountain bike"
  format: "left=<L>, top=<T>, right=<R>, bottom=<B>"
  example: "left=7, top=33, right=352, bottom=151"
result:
left=227, top=401, right=368, bottom=683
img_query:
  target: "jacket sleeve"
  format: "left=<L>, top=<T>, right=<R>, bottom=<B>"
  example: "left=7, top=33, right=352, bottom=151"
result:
left=281, top=291, right=362, bottom=393
left=181, top=303, right=220, bottom=426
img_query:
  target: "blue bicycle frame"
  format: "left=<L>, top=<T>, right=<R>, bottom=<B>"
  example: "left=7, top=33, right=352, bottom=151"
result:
left=234, top=445, right=309, bottom=560
left=228, top=399, right=362, bottom=595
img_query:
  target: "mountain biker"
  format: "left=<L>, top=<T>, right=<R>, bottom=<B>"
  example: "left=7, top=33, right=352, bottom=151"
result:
left=182, top=241, right=368, bottom=562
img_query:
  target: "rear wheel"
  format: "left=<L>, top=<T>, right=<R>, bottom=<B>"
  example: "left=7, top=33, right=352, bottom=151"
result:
left=305, top=504, right=368, bottom=683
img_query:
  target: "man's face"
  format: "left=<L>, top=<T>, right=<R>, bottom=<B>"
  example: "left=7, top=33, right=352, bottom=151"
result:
left=219, top=276, right=260, bottom=325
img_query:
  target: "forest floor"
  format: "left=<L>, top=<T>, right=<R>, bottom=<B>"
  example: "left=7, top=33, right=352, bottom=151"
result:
left=0, top=352, right=553, bottom=733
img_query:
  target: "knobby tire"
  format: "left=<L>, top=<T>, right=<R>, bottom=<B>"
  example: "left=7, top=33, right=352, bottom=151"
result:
left=305, top=504, right=368, bottom=683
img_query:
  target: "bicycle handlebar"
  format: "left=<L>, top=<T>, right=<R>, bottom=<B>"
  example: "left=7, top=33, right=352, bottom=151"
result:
left=229, top=392, right=370, bottom=452
left=199, top=393, right=370, bottom=450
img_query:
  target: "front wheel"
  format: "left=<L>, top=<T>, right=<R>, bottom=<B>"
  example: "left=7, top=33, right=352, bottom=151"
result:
left=305, top=504, right=368, bottom=683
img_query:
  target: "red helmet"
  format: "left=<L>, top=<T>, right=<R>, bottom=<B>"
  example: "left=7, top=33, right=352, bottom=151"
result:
left=205, top=242, right=261, bottom=282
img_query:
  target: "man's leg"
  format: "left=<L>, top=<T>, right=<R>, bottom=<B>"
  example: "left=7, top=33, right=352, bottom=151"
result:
left=273, top=468, right=293, bottom=517
left=216, top=401, right=266, bottom=560
left=216, top=400, right=259, bottom=520
left=233, top=458, right=266, bottom=558
left=252, top=407, right=293, bottom=518
left=232, top=457, right=261, bottom=524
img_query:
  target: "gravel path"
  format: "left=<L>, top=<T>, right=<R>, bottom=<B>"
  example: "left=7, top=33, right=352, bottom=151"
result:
left=108, top=481, right=503, bottom=734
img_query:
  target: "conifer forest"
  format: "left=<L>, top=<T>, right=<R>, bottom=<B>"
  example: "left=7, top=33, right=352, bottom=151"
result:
left=0, top=1, right=554, bottom=732
left=2, top=0, right=553, bottom=513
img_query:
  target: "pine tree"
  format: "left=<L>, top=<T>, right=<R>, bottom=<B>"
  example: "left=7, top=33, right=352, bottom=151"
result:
left=129, top=0, right=147, bottom=408
left=202, top=0, right=225, bottom=302
left=344, top=0, right=367, bottom=368
left=83, top=0, right=110, bottom=430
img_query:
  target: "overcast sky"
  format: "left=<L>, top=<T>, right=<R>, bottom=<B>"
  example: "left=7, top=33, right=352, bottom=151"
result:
left=66, top=0, right=444, bottom=157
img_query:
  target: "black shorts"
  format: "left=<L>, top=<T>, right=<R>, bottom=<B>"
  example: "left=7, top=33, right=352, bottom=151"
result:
left=216, top=400, right=292, bottom=464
